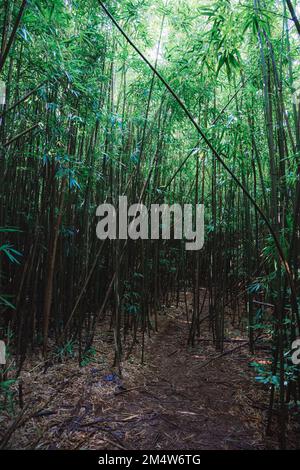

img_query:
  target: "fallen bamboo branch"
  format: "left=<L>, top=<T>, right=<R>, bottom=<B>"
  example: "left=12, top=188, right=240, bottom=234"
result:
left=197, top=342, right=249, bottom=370
left=3, top=122, right=41, bottom=147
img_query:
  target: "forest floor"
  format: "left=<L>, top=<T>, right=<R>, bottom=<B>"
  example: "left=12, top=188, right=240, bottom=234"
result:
left=0, top=292, right=287, bottom=450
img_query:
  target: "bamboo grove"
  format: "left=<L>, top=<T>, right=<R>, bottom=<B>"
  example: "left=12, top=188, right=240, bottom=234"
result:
left=0, top=0, right=300, bottom=448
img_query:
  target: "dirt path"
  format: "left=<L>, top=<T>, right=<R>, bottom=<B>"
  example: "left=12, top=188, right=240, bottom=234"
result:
left=101, top=311, right=263, bottom=450
left=1, top=296, right=266, bottom=450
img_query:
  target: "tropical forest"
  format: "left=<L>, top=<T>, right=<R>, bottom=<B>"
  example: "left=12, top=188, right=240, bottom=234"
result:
left=0, top=0, right=300, bottom=454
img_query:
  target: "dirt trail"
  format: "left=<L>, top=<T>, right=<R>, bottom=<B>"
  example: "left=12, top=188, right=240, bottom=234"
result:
left=1, top=295, right=266, bottom=450
left=103, top=310, right=263, bottom=450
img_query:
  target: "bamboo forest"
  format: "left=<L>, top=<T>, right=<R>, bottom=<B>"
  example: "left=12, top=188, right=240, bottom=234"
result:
left=1, top=0, right=300, bottom=456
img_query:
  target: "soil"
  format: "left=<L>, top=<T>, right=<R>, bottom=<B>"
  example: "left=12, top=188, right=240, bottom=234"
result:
left=0, top=292, right=282, bottom=450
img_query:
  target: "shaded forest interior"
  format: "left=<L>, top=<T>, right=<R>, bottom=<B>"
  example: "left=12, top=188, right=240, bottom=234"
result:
left=1, top=0, right=300, bottom=450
